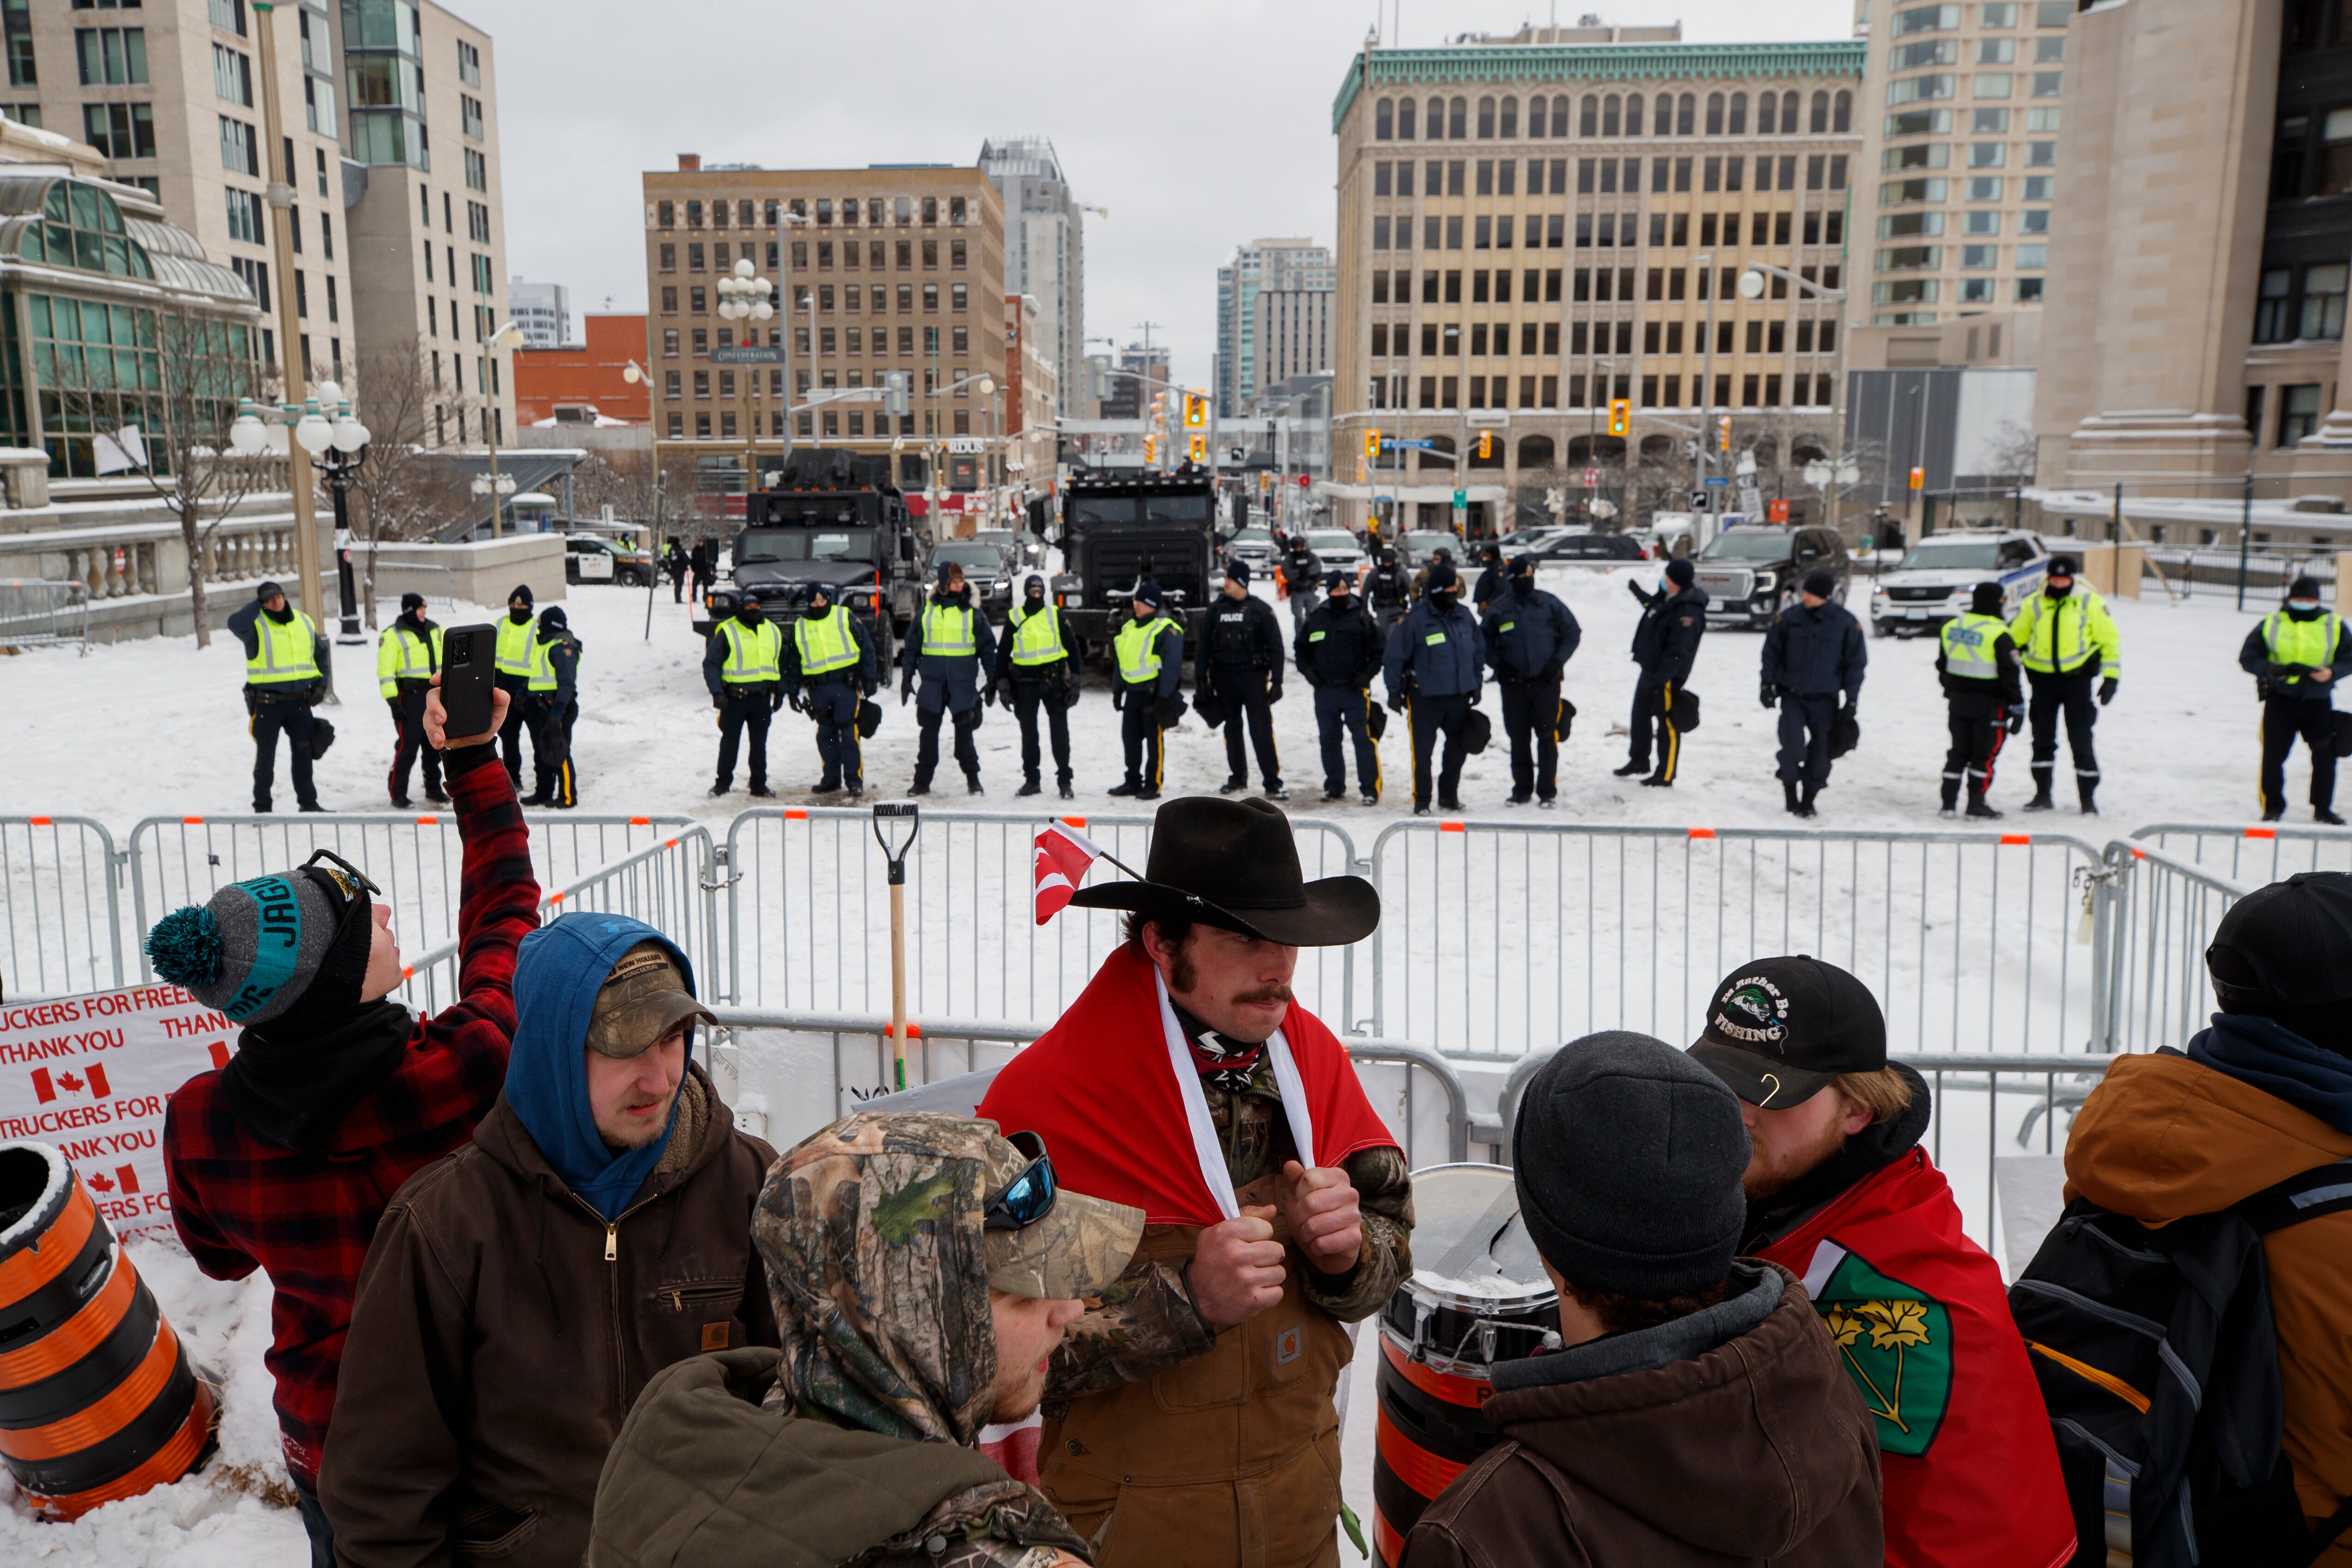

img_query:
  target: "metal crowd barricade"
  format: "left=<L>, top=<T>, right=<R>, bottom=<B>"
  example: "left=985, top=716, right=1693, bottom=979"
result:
left=0, top=816, right=123, bottom=999
left=124, top=811, right=696, bottom=985
left=719, top=808, right=1365, bottom=1027
left=2098, top=841, right=2254, bottom=1057
left=0, top=580, right=89, bottom=653
left=1367, top=820, right=2111, bottom=1060
left=2129, top=821, right=2352, bottom=881
left=702, top=1004, right=1463, bottom=1170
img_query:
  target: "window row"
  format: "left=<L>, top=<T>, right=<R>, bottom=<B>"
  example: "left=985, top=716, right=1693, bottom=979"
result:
left=1368, top=316, right=1841, bottom=358
left=1369, top=262, right=1842, bottom=305
left=1887, top=71, right=2063, bottom=104
left=2255, top=262, right=2349, bottom=343
left=1371, top=88, right=1853, bottom=141
left=658, top=322, right=960, bottom=358
left=1892, top=3, right=2077, bottom=34
left=1880, top=174, right=2055, bottom=203
left=1889, top=33, right=2063, bottom=69
left=1887, top=106, right=2062, bottom=138
left=1375, top=152, right=1849, bottom=198
left=655, top=194, right=970, bottom=230
left=1878, top=208, right=2050, bottom=236
left=1374, top=205, right=1847, bottom=252
left=1871, top=276, right=2045, bottom=305
left=1873, top=242, right=2048, bottom=270
left=1363, top=370, right=1839, bottom=412
left=1882, top=141, right=2057, bottom=170
left=78, top=26, right=145, bottom=84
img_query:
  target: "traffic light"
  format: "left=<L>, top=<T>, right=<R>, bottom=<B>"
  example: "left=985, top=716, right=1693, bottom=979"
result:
left=1909, top=465, right=1926, bottom=491
left=1607, top=399, right=1630, bottom=439
left=1718, top=414, right=1733, bottom=452
left=1476, top=429, right=1493, bottom=460
left=1185, top=392, right=1209, bottom=429
left=1364, top=428, right=1382, bottom=459
left=1188, top=433, right=1207, bottom=463
left=1144, top=434, right=1157, bottom=463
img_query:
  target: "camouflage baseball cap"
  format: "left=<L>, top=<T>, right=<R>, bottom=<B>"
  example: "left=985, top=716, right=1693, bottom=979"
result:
left=977, top=1129, right=1142, bottom=1301
left=586, top=942, right=716, bottom=1059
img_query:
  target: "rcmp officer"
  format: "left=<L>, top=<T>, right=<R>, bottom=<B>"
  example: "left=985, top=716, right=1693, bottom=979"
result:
left=1277, top=537, right=1323, bottom=633
left=1759, top=570, right=1867, bottom=819
left=1480, top=553, right=1582, bottom=807
left=1295, top=570, right=1384, bottom=805
left=1384, top=560, right=1484, bottom=816
left=1108, top=582, right=1184, bottom=801
left=782, top=583, right=878, bottom=797
left=2239, top=575, right=2352, bottom=824
left=523, top=605, right=582, bottom=808
left=493, top=583, right=538, bottom=789
left=1198, top=561, right=1287, bottom=800
left=2008, top=553, right=2121, bottom=814
left=993, top=573, right=1079, bottom=799
left=376, top=591, right=445, bottom=808
left=704, top=589, right=783, bottom=799
left=1365, top=545, right=1412, bottom=633
left=899, top=562, right=998, bottom=796
left=1616, top=558, right=1708, bottom=787
left=226, top=580, right=328, bottom=813
left=1937, top=582, right=2026, bottom=820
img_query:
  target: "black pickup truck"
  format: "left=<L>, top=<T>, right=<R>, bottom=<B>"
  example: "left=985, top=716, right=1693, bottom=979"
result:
left=1051, top=468, right=1216, bottom=658
left=693, top=451, right=922, bottom=661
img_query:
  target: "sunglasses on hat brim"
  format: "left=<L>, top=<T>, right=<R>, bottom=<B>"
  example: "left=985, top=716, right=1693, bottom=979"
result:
left=984, top=1130, right=1058, bottom=1231
left=301, top=847, right=380, bottom=901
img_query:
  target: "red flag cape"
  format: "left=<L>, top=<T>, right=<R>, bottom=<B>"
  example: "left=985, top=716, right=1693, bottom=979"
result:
left=978, top=947, right=1398, bottom=1228
left=1757, top=1148, right=2075, bottom=1568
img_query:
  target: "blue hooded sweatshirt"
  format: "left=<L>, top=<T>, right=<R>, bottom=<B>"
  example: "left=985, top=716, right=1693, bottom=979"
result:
left=507, top=912, right=699, bottom=1219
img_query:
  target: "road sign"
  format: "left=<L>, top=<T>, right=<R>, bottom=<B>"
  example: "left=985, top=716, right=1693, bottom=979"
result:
left=1451, top=488, right=1466, bottom=508
left=710, top=346, right=784, bottom=365
left=1689, top=490, right=1709, bottom=510
left=1393, top=438, right=1438, bottom=451
left=1702, top=475, right=1731, bottom=487
left=1582, top=467, right=1601, bottom=487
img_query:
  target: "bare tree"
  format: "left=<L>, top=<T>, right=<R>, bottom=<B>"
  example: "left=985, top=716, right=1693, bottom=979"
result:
left=1985, top=418, right=2039, bottom=486
left=343, top=336, right=483, bottom=625
left=49, top=302, right=266, bottom=647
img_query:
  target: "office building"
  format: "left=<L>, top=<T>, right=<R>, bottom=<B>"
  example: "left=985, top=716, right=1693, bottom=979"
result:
left=1215, top=238, right=1333, bottom=417
left=1257, top=286, right=1333, bottom=390
left=978, top=136, right=1085, bottom=418
left=509, top=275, right=570, bottom=347
left=639, top=156, right=1007, bottom=494
left=1100, top=339, right=1169, bottom=420
left=1330, top=32, right=1865, bottom=533
left=516, top=312, right=648, bottom=425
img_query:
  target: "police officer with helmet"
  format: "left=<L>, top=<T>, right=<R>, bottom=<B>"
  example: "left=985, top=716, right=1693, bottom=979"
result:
left=1936, top=582, right=2026, bottom=819
left=2239, top=575, right=2352, bottom=823
left=1365, top=545, right=1412, bottom=633
left=1295, top=569, right=1385, bottom=804
left=1198, top=560, right=1287, bottom=800
left=226, top=579, right=329, bottom=813
left=1108, top=582, right=1184, bottom=800
left=899, top=561, right=997, bottom=795
left=993, top=572, right=1079, bottom=799
left=2007, top=553, right=2121, bottom=814
left=781, top=582, right=878, bottom=797
left=376, top=591, right=445, bottom=808
left=493, top=584, right=538, bottom=790
left=703, top=590, right=782, bottom=798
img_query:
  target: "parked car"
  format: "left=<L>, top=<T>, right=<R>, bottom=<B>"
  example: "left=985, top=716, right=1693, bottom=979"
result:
left=973, top=526, right=1049, bottom=572
left=1869, top=529, right=2051, bottom=637
left=925, top=537, right=1019, bottom=620
left=1397, top=529, right=1460, bottom=567
left=1522, top=531, right=1649, bottom=565
left=565, top=534, right=654, bottom=587
left=1224, top=525, right=1279, bottom=577
left=1304, top=528, right=1369, bottom=582
left=1691, top=524, right=1851, bottom=628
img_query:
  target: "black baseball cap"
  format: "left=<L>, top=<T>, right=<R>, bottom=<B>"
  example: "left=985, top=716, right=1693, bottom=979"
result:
left=1688, top=955, right=1886, bottom=1109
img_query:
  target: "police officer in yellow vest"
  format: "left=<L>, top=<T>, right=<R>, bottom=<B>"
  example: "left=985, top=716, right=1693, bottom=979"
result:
left=2238, top=574, right=2352, bottom=823
left=376, top=591, right=446, bottom=808
left=898, top=561, right=998, bottom=796
left=2007, top=553, right=2121, bottom=815
left=493, top=583, right=539, bottom=790
left=226, top=579, right=327, bottom=813
left=703, top=590, right=784, bottom=798
left=1936, top=582, right=2026, bottom=820
left=993, top=572, right=1080, bottom=799
left=1109, top=581, right=1185, bottom=801
left=522, top=605, right=582, bottom=808
left=780, top=582, right=878, bottom=796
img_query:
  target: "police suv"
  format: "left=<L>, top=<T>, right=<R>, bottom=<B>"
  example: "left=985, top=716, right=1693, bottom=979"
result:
left=1868, top=529, right=2050, bottom=637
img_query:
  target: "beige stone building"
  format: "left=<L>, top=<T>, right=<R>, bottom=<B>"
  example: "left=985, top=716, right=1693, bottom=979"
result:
left=1330, top=30, right=1865, bottom=535
left=638, top=158, right=1007, bottom=495
left=1005, top=290, right=1057, bottom=494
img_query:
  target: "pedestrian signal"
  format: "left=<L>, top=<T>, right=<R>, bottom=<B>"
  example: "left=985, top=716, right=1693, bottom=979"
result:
left=1607, top=399, right=1630, bottom=438
left=1475, top=430, right=1493, bottom=460
left=1185, top=392, right=1209, bottom=429
left=1364, top=428, right=1382, bottom=458
left=1718, top=414, right=1732, bottom=451
left=1188, top=434, right=1207, bottom=463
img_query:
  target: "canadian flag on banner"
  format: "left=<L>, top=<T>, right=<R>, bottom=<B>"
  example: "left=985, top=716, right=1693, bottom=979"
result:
left=1034, top=821, right=1104, bottom=925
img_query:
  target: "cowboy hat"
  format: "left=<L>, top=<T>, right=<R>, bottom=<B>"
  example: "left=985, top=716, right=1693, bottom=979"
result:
left=1067, top=796, right=1379, bottom=947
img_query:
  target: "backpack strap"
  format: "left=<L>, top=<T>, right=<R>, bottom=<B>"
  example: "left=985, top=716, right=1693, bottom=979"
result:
left=2238, top=1157, right=2352, bottom=1236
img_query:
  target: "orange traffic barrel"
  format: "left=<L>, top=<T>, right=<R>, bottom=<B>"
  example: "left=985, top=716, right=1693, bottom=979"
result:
left=1372, top=1163, right=1558, bottom=1565
left=0, top=1140, right=214, bottom=1520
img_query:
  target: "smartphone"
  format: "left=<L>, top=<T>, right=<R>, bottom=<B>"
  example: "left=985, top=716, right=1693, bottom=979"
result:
left=440, top=625, right=498, bottom=739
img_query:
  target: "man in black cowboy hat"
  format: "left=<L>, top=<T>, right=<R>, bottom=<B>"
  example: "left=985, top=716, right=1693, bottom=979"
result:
left=980, top=796, right=1412, bottom=1568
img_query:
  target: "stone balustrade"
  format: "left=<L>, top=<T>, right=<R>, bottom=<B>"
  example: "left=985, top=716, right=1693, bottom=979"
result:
left=0, top=498, right=327, bottom=641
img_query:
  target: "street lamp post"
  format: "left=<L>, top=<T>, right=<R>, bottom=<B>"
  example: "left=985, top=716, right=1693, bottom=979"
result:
left=1739, top=262, right=1853, bottom=535
left=476, top=319, right=526, bottom=535
left=248, top=1, right=323, bottom=631
left=313, top=381, right=371, bottom=641
left=716, top=256, right=776, bottom=495
left=1696, top=251, right=1719, bottom=541
left=1586, top=356, right=1614, bottom=525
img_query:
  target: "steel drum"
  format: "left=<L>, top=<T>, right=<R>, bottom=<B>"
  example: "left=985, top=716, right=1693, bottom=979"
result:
left=1371, top=1162, right=1558, bottom=1565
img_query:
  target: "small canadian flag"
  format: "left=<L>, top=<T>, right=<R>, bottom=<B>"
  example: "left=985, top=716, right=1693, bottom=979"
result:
left=1033, top=822, right=1105, bottom=925
left=30, top=1063, right=110, bottom=1104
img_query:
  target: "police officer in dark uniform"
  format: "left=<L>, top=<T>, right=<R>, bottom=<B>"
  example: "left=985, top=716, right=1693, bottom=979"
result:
left=1277, top=536, right=1323, bottom=634
left=1365, top=545, right=1411, bottom=633
left=1616, top=558, right=1708, bottom=787
left=705, top=589, right=783, bottom=798
left=1937, top=581, right=2025, bottom=819
left=993, top=572, right=1079, bottom=799
left=226, top=580, right=328, bottom=813
left=1470, top=542, right=1508, bottom=617
left=1481, top=553, right=1582, bottom=807
left=1384, top=560, right=1484, bottom=815
left=782, top=582, right=878, bottom=796
left=1295, top=569, right=1384, bottom=804
left=523, top=605, right=582, bottom=809
left=2239, top=574, right=2352, bottom=823
left=1198, top=560, right=1287, bottom=799
left=899, top=562, right=998, bottom=796
left=1759, top=569, right=1867, bottom=819
left=1109, top=582, right=1184, bottom=800
left=492, top=583, right=537, bottom=789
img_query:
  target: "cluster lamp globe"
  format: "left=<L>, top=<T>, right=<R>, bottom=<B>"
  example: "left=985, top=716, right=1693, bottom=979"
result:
left=716, top=257, right=776, bottom=322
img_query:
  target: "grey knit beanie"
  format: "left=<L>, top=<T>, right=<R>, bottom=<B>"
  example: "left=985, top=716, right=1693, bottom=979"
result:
left=144, top=866, right=373, bottom=1033
left=1511, top=1031, right=1751, bottom=1298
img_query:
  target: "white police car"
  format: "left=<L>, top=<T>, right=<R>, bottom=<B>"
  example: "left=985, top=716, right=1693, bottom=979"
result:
left=1869, top=529, right=2050, bottom=637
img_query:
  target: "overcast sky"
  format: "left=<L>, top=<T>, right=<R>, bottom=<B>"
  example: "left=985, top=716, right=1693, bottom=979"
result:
left=470, top=0, right=1854, bottom=386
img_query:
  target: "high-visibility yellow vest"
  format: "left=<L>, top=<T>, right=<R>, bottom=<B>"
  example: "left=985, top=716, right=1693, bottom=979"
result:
left=2262, top=609, right=2341, bottom=689
left=495, top=614, right=536, bottom=679
left=2009, top=589, right=2121, bottom=678
left=1008, top=603, right=1066, bottom=667
left=1115, top=614, right=1175, bottom=685
left=920, top=602, right=977, bottom=658
left=717, top=617, right=784, bottom=684
left=246, top=609, right=320, bottom=686
left=793, top=609, right=860, bottom=678
left=375, top=623, right=441, bottom=697
left=1938, top=612, right=2005, bottom=682
left=526, top=634, right=579, bottom=692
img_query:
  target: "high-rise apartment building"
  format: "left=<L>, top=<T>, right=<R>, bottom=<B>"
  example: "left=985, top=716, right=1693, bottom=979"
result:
left=1331, top=34, right=1865, bottom=534
left=978, top=136, right=1085, bottom=419
left=509, top=276, right=570, bottom=347
left=3, top=0, right=511, bottom=446
left=639, top=157, right=1007, bottom=491
left=1853, top=0, right=2074, bottom=327
left=1215, top=238, right=1333, bottom=417
left=1256, top=287, right=1333, bottom=391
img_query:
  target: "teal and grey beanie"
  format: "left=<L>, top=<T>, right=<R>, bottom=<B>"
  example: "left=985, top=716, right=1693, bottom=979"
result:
left=145, top=864, right=374, bottom=1035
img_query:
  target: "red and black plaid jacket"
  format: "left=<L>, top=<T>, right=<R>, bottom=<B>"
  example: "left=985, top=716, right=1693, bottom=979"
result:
left=163, top=746, right=539, bottom=1486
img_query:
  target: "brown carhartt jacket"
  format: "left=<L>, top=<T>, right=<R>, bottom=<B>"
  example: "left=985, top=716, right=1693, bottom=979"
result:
left=319, top=1068, right=779, bottom=1568
left=1397, top=1264, right=1884, bottom=1568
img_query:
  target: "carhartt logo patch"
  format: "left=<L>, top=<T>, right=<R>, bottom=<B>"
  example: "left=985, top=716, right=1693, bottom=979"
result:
left=701, top=1322, right=730, bottom=1351
left=1275, top=1326, right=1302, bottom=1366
